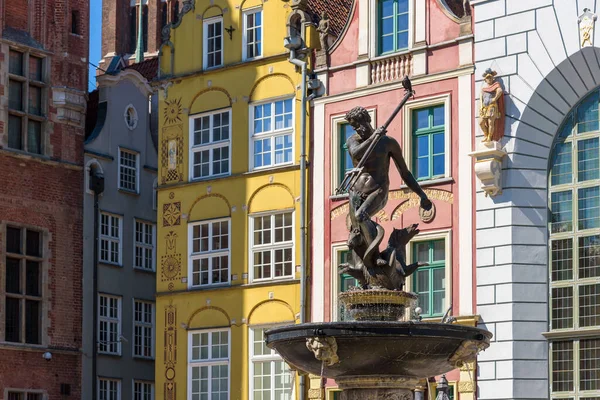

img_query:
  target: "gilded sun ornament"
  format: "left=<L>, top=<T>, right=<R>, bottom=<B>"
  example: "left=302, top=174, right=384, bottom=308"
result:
left=164, top=98, right=183, bottom=125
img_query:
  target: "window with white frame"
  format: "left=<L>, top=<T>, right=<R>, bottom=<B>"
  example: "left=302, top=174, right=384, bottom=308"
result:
left=133, top=381, right=154, bottom=400
left=406, top=231, right=451, bottom=320
left=133, top=300, right=154, bottom=358
left=190, top=109, right=231, bottom=180
left=189, top=219, right=230, bottom=287
left=331, top=247, right=359, bottom=321
left=98, top=378, right=121, bottom=400
left=243, top=9, right=262, bottom=60
left=412, top=240, right=446, bottom=318
left=403, top=97, right=451, bottom=182
left=548, top=89, right=600, bottom=400
left=100, top=213, right=122, bottom=265
left=188, top=329, right=230, bottom=400
left=203, top=17, right=223, bottom=69
left=250, top=327, right=293, bottom=400
left=251, top=99, right=294, bottom=169
left=98, top=294, right=121, bottom=355
left=251, top=212, right=294, bottom=281
left=6, top=390, right=44, bottom=400
left=118, top=148, right=139, bottom=192
left=134, top=220, right=155, bottom=271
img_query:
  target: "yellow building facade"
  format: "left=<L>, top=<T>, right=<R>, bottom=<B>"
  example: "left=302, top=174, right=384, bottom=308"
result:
left=154, top=1, right=320, bottom=399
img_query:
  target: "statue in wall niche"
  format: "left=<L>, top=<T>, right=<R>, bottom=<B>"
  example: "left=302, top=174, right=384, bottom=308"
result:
left=317, top=11, right=330, bottom=52
left=336, top=77, right=432, bottom=290
left=479, top=68, right=505, bottom=143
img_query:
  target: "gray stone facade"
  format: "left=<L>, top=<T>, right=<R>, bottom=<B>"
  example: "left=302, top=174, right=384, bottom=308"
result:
left=472, top=0, right=600, bottom=399
left=82, top=69, right=158, bottom=398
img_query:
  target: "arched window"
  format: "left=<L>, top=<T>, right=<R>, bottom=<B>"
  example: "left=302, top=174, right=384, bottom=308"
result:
left=548, top=89, right=600, bottom=399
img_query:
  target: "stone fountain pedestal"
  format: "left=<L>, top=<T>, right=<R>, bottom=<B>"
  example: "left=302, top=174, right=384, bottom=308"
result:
left=336, top=376, right=417, bottom=400
left=265, top=289, right=492, bottom=400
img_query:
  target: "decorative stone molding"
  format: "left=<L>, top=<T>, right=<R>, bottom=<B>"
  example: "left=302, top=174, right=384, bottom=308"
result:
left=308, top=375, right=325, bottom=400
left=52, top=87, right=86, bottom=127
left=468, top=141, right=506, bottom=197
left=124, top=104, right=138, bottom=130
left=458, top=381, right=475, bottom=393
left=370, top=53, right=412, bottom=85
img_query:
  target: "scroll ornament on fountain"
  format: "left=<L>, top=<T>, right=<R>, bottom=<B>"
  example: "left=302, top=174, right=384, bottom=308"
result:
left=470, top=68, right=507, bottom=197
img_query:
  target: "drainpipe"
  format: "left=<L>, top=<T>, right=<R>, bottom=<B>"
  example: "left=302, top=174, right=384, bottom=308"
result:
left=288, top=47, right=309, bottom=400
left=90, top=169, right=104, bottom=400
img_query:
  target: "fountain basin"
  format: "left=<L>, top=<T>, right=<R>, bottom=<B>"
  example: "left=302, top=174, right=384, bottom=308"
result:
left=338, top=289, right=417, bottom=321
left=265, top=321, right=491, bottom=386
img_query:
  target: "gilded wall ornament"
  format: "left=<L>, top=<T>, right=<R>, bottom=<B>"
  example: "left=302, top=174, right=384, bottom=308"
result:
left=163, top=202, right=181, bottom=226
left=164, top=97, right=183, bottom=125
left=579, top=8, right=597, bottom=47
left=161, top=254, right=181, bottom=281
left=164, top=304, right=178, bottom=400
left=161, top=125, right=184, bottom=184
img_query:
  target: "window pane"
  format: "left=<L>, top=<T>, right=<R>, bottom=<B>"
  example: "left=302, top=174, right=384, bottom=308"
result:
left=580, top=339, right=600, bottom=391
left=579, top=284, right=600, bottom=328
left=9, top=80, right=23, bottom=111
left=28, top=85, right=42, bottom=116
left=415, top=109, right=429, bottom=130
left=7, top=226, right=22, bottom=253
left=29, top=56, right=43, bottom=81
left=25, top=300, right=41, bottom=344
left=579, top=186, right=600, bottom=230
left=6, top=258, right=21, bottom=294
left=432, top=132, right=444, bottom=154
left=552, top=239, right=573, bottom=281
left=551, top=286, right=573, bottom=329
left=580, top=235, right=600, bottom=279
left=551, top=142, right=572, bottom=186
left=26, top=230, right=41, bottom=256
left=9, top=50, right=24, bottom=75
left=432, top=268, right=445, bottom=315
left=397, top=31, right=408, bottom=50
left=27, top=120, right=42, bottom=154
left=26, top=261, right=41, bottom=296
left=550, top=191, right=573, bottom=233
left=5, top=297, right=21, bottom=342
left=578, top=138, right=600, bottom=182
left=433, top=106, right=445, bottom=126
left=432, top=241, right=445, bottom=262
left=578, top=91, right=599, bottom=133
left=552, top=341, right=574, bottom=392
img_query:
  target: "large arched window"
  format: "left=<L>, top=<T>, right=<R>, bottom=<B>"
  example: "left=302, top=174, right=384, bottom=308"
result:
left=549, top=89, right=600, bottom=399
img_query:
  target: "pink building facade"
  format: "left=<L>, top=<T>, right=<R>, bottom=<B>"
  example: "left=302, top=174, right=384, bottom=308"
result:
left=310, top=1, right=478, bottom=397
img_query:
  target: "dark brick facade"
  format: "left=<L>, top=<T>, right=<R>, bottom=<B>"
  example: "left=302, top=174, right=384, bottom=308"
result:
left=0, top=0, right=88, bottom=398
left=100, top=0, right=174, bottom=70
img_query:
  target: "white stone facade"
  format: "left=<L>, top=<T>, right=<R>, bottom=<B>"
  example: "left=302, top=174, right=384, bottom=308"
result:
left=472, top=0, right=600, bottom=399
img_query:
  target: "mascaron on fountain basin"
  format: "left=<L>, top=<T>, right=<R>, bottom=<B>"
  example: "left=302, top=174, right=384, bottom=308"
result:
left=265, top=320, right=491, bottom=388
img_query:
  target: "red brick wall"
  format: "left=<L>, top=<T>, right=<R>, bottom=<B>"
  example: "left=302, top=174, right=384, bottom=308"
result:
left=4, top=0, right=29, bottom=31
left=100, top=0, right=165, bottom=69
left=0, top=0, right=87, bottom=398
left=0, top=157, right=83, bottom=399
